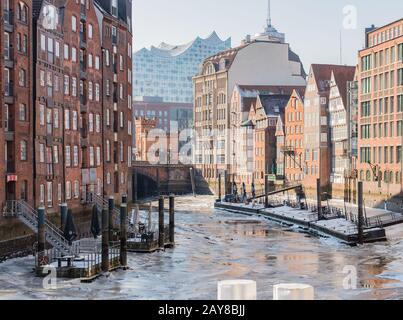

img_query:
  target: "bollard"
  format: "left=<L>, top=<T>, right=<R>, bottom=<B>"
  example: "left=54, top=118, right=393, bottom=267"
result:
left=169, top=195, right=175, bottom=246
left=273, top=284, right=314, bottom=300
left=218, top=174, right=222, bottom=202
left=59, top=203, right=67, bottom=232
left=120, top=203, right=128, bottom=268
left=135, top=204, right=140, bottom=231
left=316, top=179, right=322, bottom=220
left=108, top=196, right=114, bottom=240
left=224, top=170, right=229, bottom=196
left=358, top=181, right=364, bottom=244
left=158, top=196, right=165, bottom=249
left=264, top=175, right=269, bottom=208
left=217, top=280, right=257, bottom=300
left=101, top=207, right=109, bottom=272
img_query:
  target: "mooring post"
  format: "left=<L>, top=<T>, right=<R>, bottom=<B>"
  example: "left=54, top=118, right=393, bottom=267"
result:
left=102, top=206, right=109, bottom=272
left=148, top=202, right=152, bottom=232
left=158, top=196, right=165, bottom=249
left=218, top=174, right=222, bottom=202
left=357, top=181, right=364, bottom=244
left=120, top=203, right=128, bottom=268
left=264, top=175, right=269, bottom=208
left=169, top=194, right=175, bottom=246
left=59, top=203, right=67, bottom=232
left=37, top=206, right=46, bottom=255
left=316, top=179, right=322, bottom=220
left=108, top=196, right=114, bottom=240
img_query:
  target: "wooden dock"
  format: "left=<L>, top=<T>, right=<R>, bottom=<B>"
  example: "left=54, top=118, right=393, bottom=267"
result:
left=214, top=202, right=387, bottom=245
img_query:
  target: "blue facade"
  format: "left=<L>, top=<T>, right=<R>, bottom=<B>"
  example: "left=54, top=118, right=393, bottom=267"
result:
left=134, top=32, right=231, bottom=103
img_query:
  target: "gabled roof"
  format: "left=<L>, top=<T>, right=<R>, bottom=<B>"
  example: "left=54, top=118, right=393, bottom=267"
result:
left=256, top=94, right=291, bottom=119
left=310, top=64, right=355, bottom=93
left=332, top=66, right=356, bottom=106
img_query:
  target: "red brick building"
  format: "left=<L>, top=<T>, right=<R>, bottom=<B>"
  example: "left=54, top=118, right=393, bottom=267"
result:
left=2, top=0, right=33, bottom=207
left=277, top=89, right=305, bottom=183
left=0, top=0, right=133, bottom=217
left=96, top=0, right=133, bottom=200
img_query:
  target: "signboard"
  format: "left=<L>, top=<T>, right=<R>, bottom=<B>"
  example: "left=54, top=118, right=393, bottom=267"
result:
left=7, top=175, right=18, bottom=182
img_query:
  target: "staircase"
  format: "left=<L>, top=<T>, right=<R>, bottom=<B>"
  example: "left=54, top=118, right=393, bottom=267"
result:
left=88, top=193, right=135, bottom=234
left=3, top=201, right=77, bottom=256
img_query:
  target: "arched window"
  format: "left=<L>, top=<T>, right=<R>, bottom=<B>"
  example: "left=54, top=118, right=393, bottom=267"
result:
left=396, top=172, right=401, bottom=184
left=366, top=170, right=371, bottom=182
left=20, top=140, right=27, bottom=161
left=17, top=2, right=28, bottom=22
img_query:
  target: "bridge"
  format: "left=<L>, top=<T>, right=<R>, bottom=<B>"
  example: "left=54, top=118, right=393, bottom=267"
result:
left=130, top=162, right=194, bottom=201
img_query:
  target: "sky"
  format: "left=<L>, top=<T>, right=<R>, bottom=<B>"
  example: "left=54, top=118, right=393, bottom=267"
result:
left=132, top=0, right=403, bottom=69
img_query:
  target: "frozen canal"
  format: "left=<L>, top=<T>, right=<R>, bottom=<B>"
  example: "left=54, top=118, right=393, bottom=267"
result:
left=1, top=195, right=403, bottom=300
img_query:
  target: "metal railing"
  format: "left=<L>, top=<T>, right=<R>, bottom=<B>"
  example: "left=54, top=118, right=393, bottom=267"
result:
left=4, top=200, right=77, bottom=256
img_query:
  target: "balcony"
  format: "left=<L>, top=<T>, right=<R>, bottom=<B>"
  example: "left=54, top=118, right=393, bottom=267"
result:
left=80, top=69, right=87, bottom=80
left=5, top=120, right=15, bottom=142
left=4, top=10, right=14, bottom=32
left=80, top=127, right=88, bottom=139
left=81, top=136, right=89, bottom=148
left=80, top=33, right=87, bottom=49
left=4, top=82, right=14, bottom=104
left=4, top=47, right=14, bottom=68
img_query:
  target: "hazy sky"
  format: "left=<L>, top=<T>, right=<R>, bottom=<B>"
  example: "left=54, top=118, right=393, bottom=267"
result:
left=132, top=0, right=403, bottom=69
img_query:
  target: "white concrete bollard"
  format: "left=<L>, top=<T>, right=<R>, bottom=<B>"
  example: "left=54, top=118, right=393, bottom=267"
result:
left=217, top=280, right=257, bottom=300
left=273, top=283, right=314, bottom=300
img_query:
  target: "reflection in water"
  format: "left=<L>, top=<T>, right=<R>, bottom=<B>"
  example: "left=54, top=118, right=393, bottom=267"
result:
left=0, top=195, right=403, bottom=300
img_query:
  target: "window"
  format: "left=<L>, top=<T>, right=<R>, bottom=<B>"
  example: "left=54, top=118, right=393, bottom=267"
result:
left=73, top=146, right=79, bottom=167
left=72, top=47, right=77, bottom=62
left=95, top=83, right=100, bottom=102
left=72, top=77, right=77, bottom=97
left=65, top=146, right=71, bottom=167
left=39, top=104, right=45, bottom=126
left=106, top=140, right=111, bottom=162
left=89, top=146, right=95, bottom=166
left=64, top=75, right=70, bottom=95
left=89, top=82, right=93, bottom=100
left=361, top=101, right=371, bottom=117
left=65, top=110, right=70, bottom=130
left=47, top=182, right=53, bottom=207
left=89, top=113, right=94, bottom=132
left=72, top=16, right=77, bottom=32
left=19, top=104, right=27, bottom=121
left=88, top=54, right=93, bottom=68
left=66, top=181, right=71, bottom=200
left=40, top=185, right=45, bottom=205
left=21, top=140, right=27, bottom=161
left=112, top=0, right=118, bottom=17
left=64, top=44, right=69, bottom=60
left=361, top=77, right=371, bottom=94
left=95, top=56, right=100, bottom=70
left=54, top=109, right=59, bottom=128
left=96, top=147, right=101, bottom=166
left=95, top=114, right=101, bottom=133
left=120, top=55, right=124, bottom=70
left=53, top=145, right=59, bottom=164
left=72, top=111, right=78, bottom=131
left=41, top=34, right=46, bottom=51
left=88, top=24, right=93, bottom=39
left=19, top=69, right=26, bottom=86
left=74, top=181, right=79, bottom=199
left=105, top=50, right=110, bottom=66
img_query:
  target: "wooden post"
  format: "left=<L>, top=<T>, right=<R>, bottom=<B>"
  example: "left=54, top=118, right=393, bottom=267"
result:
left=133, top=171, right=138, bottom=203
left=59, top=203, right=67, bottom=232
left=120, top=203, right=127, bottom=268
left=158, top=196, right=165, bottom=248
left=218, top=173, right=222, bottom=202
left=265, top=175, right=269, bottom=208
left=148, top=202, right=152, bottom=232
left=37, top=206, right=46, bottom=255
left=101, top=206, right=109, bottom=272
left=224, top=170, right=228, bottom=196
left=317, top=179, right=322, bottom=220
left=169, top=194, right=175, bottom=246
left=108, top=196, right=114, bottom=240
left=357, top=181, right=364, bottom=244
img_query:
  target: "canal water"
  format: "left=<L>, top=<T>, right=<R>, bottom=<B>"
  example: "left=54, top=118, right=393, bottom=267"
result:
left=0, top=195, right=403, bottom=300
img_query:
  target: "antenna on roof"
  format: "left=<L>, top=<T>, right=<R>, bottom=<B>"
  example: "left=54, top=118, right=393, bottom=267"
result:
left=267, top=0, right=272, bottom=26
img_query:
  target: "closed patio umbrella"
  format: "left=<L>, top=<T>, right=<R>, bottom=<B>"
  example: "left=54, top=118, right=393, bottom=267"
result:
left=64, top=209, right=78, bottom=245
left=90, top=205, right=101, bottom=239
